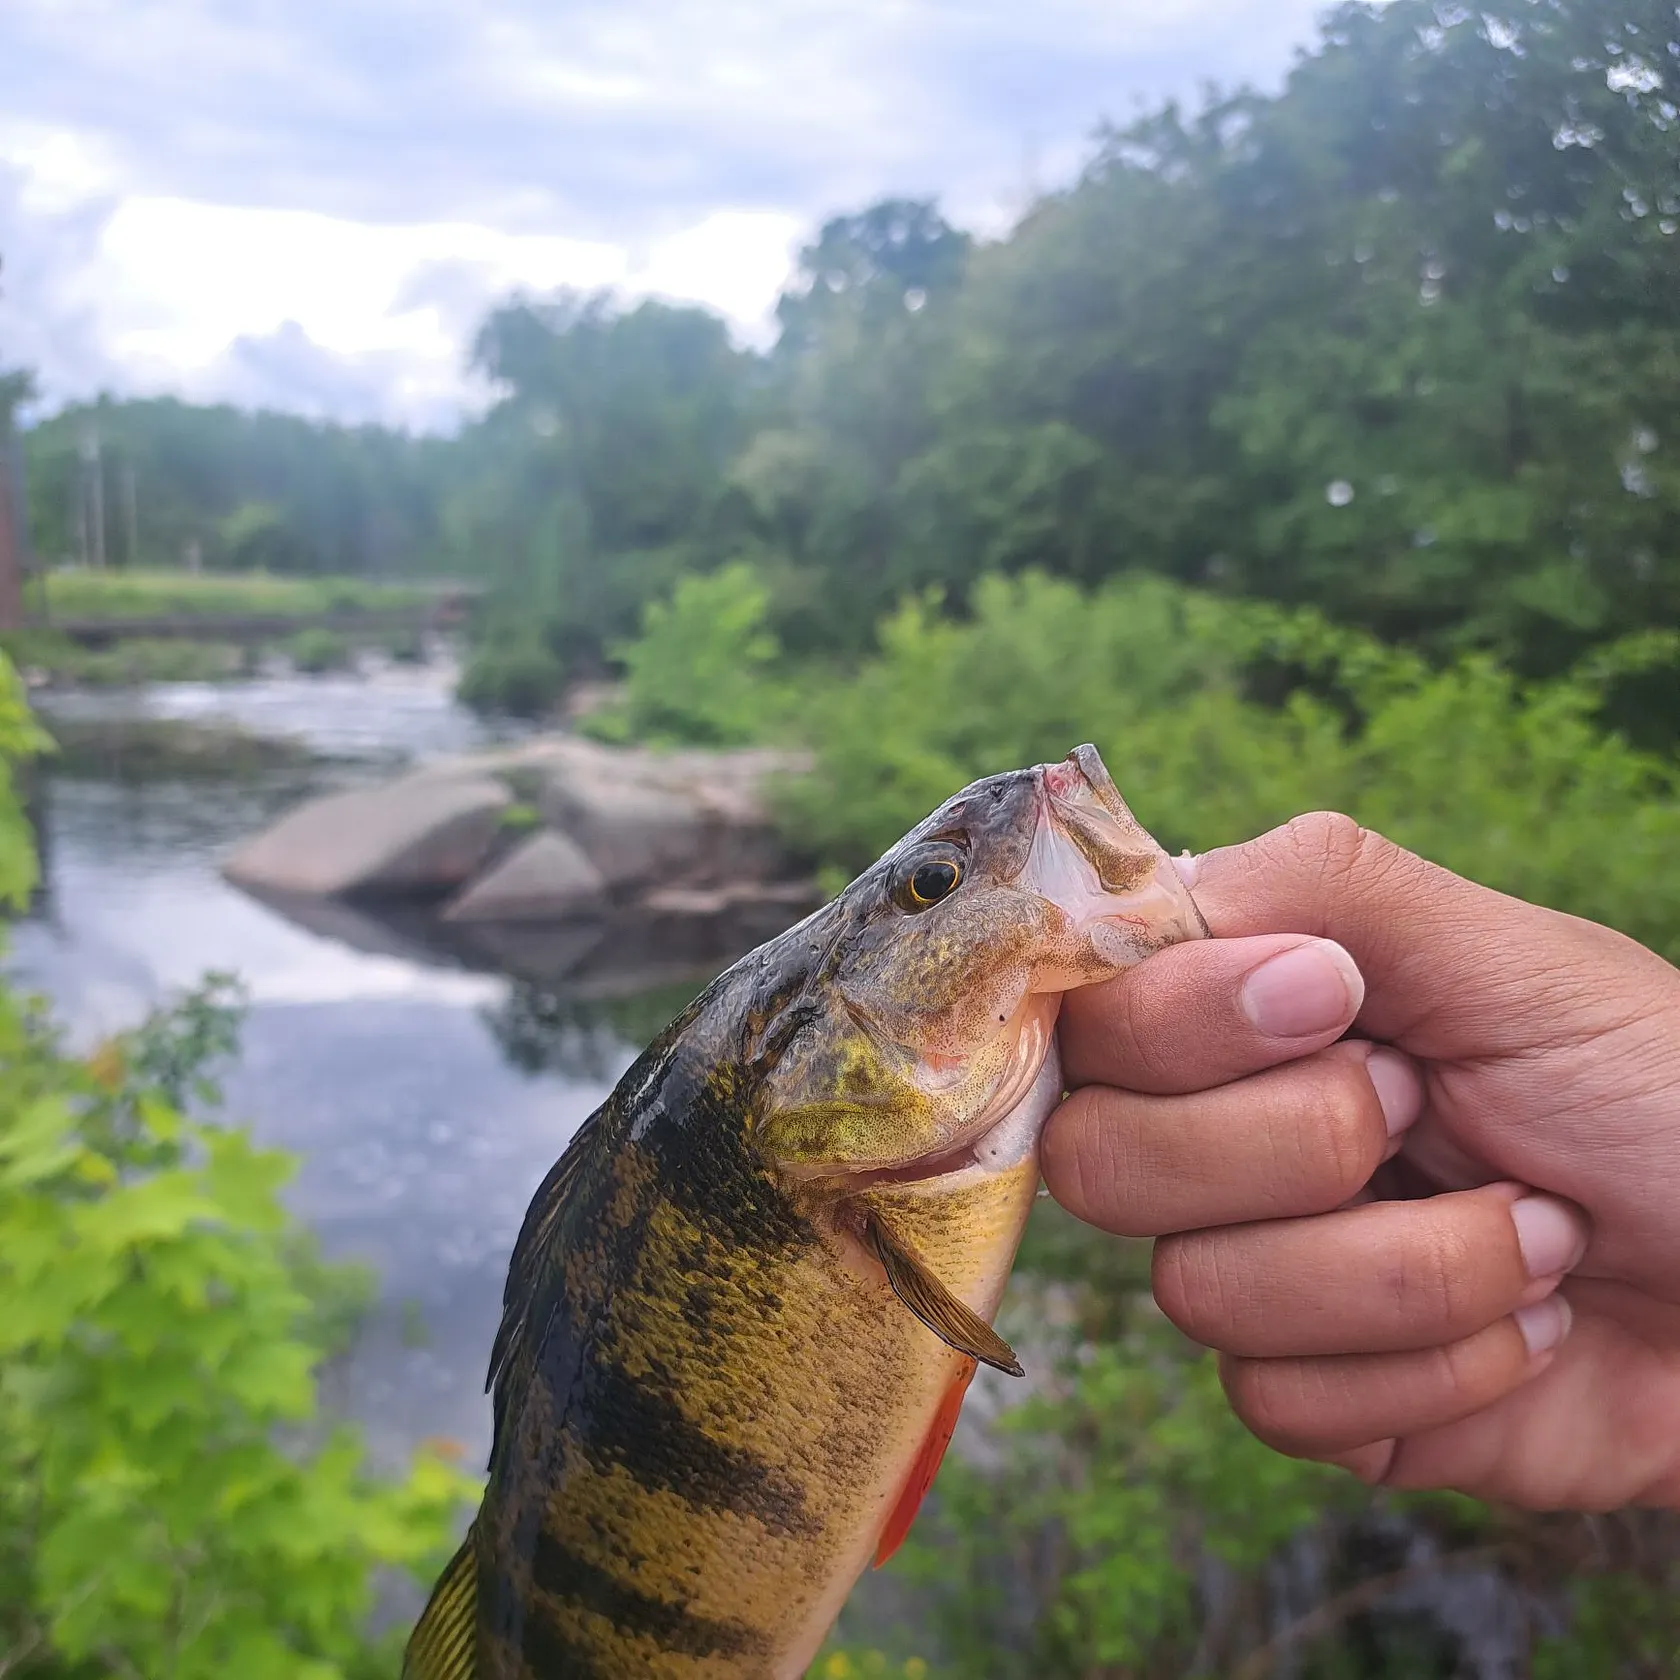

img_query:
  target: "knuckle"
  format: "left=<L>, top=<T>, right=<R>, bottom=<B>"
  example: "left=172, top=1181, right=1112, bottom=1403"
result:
left=1293, top=1060, right=1380, bottom=1198
left=1152, top=1234, right=1244, bottom=1341
left=1396, top=1220, right=1479, bottom=1331
left=1221, top=1357, right=1322, bottom=1455
left=1042, top=1090, right=1143, bottom=1231
left=1428, top=1325, right=1511, bottom=1405
left=1278, top=812, right=1411, bottom=901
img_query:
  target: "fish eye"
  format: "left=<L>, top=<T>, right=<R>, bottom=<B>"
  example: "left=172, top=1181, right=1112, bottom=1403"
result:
left=907, top=858, right=961, bottom=907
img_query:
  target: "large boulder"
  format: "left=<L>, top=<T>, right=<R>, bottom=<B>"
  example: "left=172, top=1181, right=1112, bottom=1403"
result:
left=511, top=737, right=795, bottom=892
left=223, top=769, right=510, bottom=898
left=441, top=830, right=607, bottom=923
left=221, top=736, right=815, bottom=935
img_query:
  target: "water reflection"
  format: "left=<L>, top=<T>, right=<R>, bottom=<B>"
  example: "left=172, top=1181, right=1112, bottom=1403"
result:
left=484, top=978, right=706, bottom=1081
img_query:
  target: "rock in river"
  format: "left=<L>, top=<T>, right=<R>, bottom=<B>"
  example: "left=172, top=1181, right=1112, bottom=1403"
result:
left=223, top=768, right=512, bottom=898
left=222, top=736, right=817, bottom=932
left=441, top=830, right=606, bottom=923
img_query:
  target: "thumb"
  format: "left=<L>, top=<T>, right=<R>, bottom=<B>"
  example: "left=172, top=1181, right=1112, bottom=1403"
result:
left=1185, top=812, right=1638, bottom=1057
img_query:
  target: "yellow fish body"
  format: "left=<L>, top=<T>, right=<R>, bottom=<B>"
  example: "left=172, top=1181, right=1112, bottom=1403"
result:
left=405, top=745, right=1204, bottom=1679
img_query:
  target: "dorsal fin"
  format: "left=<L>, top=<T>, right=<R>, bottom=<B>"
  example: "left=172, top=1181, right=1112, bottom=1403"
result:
left=867, top=1213, right=1023, bottom=1377
left=403, top=1531, right=479, bottom=1679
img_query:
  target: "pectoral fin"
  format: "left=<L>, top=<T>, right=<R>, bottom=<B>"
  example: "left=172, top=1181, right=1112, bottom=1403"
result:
left=403, top=1531, right=479, bottom=1679
left=867, top=1213, right=1024, bottom=1377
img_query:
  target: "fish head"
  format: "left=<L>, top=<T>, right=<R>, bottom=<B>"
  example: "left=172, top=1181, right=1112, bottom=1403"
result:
left=753, top=743, right=1206, bottom=1179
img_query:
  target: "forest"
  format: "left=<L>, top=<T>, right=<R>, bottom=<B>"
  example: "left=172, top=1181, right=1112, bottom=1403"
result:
left=5, top=0, right=1680, bottom=1673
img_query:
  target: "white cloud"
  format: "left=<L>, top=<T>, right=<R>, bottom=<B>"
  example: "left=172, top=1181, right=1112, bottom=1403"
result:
left=0, top=0, right=1330, bottom=426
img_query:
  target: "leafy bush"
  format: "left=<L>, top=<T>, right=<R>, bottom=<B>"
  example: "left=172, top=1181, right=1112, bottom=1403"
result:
left=287, top=627, right=354, bottom=674
left=584, top=560, right=793, bottom=747
left=2, top=632, right=246, bottom=687
left=780, top=571, right=1680, bottom=962
left=456, top=634, right=565, bottom=718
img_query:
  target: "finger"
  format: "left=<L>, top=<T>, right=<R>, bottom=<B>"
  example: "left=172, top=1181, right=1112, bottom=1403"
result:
left=1153, top=1186, right=1589, bottom=1357
left=1179, top=812, right=1671, bottom=1059
left=1060, top=932, right=1364, bottom=1093
left=1219, top=1300, right=1572, bottom=1459
left=1042, top=1041, right=1423, bottom=1237
left=1375, top=1281, right=1680, bottom=1509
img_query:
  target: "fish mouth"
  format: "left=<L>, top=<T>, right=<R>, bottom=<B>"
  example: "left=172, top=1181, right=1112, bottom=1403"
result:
left=1027, top=743, right=1207, bottom=971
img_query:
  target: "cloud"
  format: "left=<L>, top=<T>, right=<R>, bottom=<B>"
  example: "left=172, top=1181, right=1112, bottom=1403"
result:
left=0, top=0, right=1332, bottom=426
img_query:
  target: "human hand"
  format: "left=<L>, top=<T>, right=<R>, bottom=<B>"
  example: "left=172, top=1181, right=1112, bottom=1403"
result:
left=1042, top=813, right=1680, bottom=1510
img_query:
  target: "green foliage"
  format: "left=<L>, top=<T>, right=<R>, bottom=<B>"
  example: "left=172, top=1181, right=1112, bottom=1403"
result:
left=36, top=569, right=433, bottom=621
left=0, top=975, right=477, bottom=1679
left=430, top=0, right=1680, bottom=703
left=287, top=627, right=354, bottom=674
left=497, top=801, right=541, bottom=834
left=456, top=632, right=565, bottom=718
left=806, top=1654, right=931, bottom=1680
left=778, top=570, right=1680, bottom=964
left=0, top=652, right=50, bottom=907
left=25, top=399, right=449, bottom=576
left=2, top=632, right=247, bottom=687
left=882, top=1289, right=1366, bottom=1677
left=41, top=718, right=313, bottom=781
left=584, top=562, right=792, bottom=746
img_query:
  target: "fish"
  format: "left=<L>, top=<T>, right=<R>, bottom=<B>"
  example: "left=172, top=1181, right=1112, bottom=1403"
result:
left=403, top=743, right=1206, bottom=1680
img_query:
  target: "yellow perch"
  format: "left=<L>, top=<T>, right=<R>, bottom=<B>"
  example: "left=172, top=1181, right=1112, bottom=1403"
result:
left=405, top=743, right=1205, bottom=1679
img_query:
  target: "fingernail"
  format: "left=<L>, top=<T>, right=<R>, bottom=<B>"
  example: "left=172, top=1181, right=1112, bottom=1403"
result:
left=1172, top=851, right=1199, bottom=888
left=1511, top=1195, right=1589, bottom=1279
left=1515, top=1295, right=1572, bottom=1356
left=1239, top=939, right=1364, bottom=1038
left=1365, top=1048, right=1421, bottom=1138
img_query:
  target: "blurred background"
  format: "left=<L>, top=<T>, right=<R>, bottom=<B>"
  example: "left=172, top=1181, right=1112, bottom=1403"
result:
left=2, top=1, right=1679, bottom=1675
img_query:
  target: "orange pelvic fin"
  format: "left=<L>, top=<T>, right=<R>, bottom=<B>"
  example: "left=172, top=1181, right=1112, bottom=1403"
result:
left=874, top=1358, right=977, bottom=1568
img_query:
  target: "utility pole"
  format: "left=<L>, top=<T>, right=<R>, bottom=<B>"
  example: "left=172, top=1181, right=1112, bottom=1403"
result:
left=79, top=424, right=105, bottom=570
left=0, top=423, right=24, bottom=631
left=121, top=463, right=139, bottom=570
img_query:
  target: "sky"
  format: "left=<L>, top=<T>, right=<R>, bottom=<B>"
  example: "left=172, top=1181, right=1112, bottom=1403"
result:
left=0, top=0, right=1334, bottom=432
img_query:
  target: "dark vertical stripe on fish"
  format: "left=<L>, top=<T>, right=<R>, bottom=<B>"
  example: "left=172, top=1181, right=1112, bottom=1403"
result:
left=639, top=1084, right=815, bottom=1255
left=571, top=1358, right=817, bottom=1537
left=530, top=1533, right=766, bottom=1659
left=521, top=1607, right=614, bottom=1680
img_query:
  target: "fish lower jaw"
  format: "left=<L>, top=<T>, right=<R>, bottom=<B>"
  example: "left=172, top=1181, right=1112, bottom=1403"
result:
left=833, top=1038, right=1063, bottom=1196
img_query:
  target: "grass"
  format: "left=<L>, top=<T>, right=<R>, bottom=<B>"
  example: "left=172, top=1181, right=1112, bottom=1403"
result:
left=32, top=568, right=444, bottom=622
left=39, top=716, right=315, bottom=779
left=2, top=631, right=250, bottom=686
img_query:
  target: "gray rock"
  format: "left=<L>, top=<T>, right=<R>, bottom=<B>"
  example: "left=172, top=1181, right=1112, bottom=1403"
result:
left=441, top=830, right=607, bottom=923
left=223, top=770, right=510, bottom=897
left=222, top=735, right=814, bottom=923
left=511, top=737, right=796, bottom=890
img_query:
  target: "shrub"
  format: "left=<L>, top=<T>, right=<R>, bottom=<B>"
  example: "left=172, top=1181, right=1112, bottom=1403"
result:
left=457, top=636, right=565, bottom=718
left=585, top=561, right=793, bottom=747
left=287, top=627, right=354, bottom=674
left=780, top=571, right=1680, bottom=962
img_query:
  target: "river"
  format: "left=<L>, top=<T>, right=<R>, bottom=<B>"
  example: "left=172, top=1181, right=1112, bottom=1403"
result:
left=9, top=660, right=676, bottom=1475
